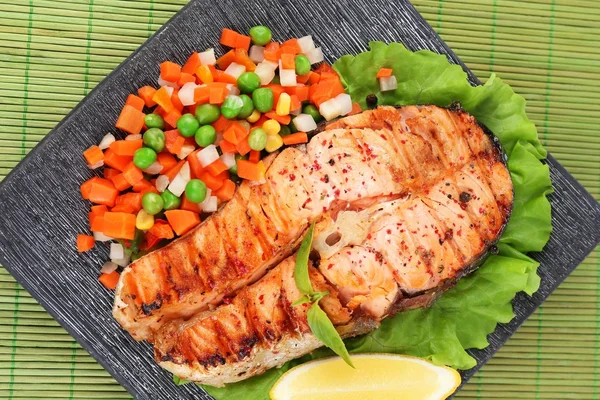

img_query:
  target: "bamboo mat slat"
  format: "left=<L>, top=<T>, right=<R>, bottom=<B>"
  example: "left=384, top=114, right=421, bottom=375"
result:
left=0, top=1, right=598, bottom=399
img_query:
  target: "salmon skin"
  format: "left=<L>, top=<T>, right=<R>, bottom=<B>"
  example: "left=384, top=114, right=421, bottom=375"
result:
left=114, top=105, right=506, bottom=342
left=152, top=105, right=513, bottom=386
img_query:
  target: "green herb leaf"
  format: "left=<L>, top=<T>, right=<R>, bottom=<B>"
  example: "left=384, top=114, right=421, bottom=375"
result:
left=291, top=295, right=311, bottom=307
left=309, top=290, right=329, bottom=303
left=294, top=222, right=316, bottom=295
left=307, top=302, right=354, bottom=368
left=172, top=375, right=191, bottom=385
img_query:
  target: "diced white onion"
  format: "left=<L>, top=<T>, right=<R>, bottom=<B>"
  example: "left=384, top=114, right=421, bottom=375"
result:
left=125, top=134, right=142, bottom=141
left=226, top=84, right=240, bottom=96
left=197, top=145, right=220, bottom=167
left=200, top=196, right=218, bottom=213
left=237, top=120, right=251, bottom=133
left=101, top=261, right=118, bottom=274
left=255, top=61, right=278, bottom=85
left=178, top=82, right=197, bottom=106
left=306, top=47, right=324, bottom=64
left=167, top=161, right=190, bottom=197
left=177, top=144, right=196, bottom=160
left=297, top=35, right=316, bottom=54
left=156, top=175, right=170, bottom=192
left=220, top=152, right=236, bottom=167
left=93, top=231, right=112, bottom=242
left=112, top=254, right=130, bottom=268
left=198, top=188, right=212, bottom=208
left=319, top=97, right=342, bottom=121
left=249, top=45, right=265, bottom=63
left=110, top=243, right=124, bottom=261
left=379, top=75, right=398, bottom=92
left=158, top=78, right=179, bottom=89
left=279, top=69, right=297, bottom=87
left=88, top=160, right=104, bottom=170
left=98, top=133, right=115, bottom=150
left=163, top=86, right=175, bottom=97
left=142, top=161, right=164, bottom=175
left=335, top=93, right=353, bottom=116
left=215, top=131, right=224, bottom=144
left=224, top=62, right=246, bottom=79
left=293, top=114, right=318, bottom=132
left=198, top=48, right=217, bottom=65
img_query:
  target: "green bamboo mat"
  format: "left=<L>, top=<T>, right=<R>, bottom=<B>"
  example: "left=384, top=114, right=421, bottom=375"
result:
left=0, top=0, right=598, bottom=398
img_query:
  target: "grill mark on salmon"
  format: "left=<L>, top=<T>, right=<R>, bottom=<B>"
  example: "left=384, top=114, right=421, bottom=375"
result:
left=152, top=107, right=513, bottom=386
left=114, top=105, right=511, bottom=343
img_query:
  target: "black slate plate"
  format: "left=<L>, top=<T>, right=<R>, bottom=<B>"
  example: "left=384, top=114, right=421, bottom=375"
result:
left=0, top=0, right=599, bottom=399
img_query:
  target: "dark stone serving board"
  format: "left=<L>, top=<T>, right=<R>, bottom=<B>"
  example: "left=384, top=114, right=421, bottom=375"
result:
left=0, top=0, right=598, bottom=398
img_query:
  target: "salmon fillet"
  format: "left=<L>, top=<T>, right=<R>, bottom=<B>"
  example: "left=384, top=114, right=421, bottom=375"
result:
left=114, top=105, right=491, bottom=341
left=152, top=107, right=513, bottom=386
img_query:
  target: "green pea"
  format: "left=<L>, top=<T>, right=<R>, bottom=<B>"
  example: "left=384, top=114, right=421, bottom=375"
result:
left=195, top=125, right=217, bottom=147
left=289, top=122, right=298, bottom=133
left=249, top=25, right=272, bottom=46
left=195, top=104, right=221, bottom=125
left=295, top=55, right=311, bottom=76
left=144, top=113, right=165, bottom=129
left=161, top=190, right=181, bottom=210
left=229, top=154, right=247, bottom=175
left=141, top=192, right=164, bottom=215
left=221, top=95, right=244, bottom=119
left=248, top=128, right=267, bottom=151
left=237, top=72, right=261, bottom=94
left=279, top=125, right=291, bottom=137
left=252, top=88, right=274, bottom=113
left=185, top=179, right=207, bottom=203
left=237, top=94, right=255, bottom=119
left=143, top=128, right=165, bottom=152
left=133, top=147, right=157, bottom=169
left=176, top=113, right=200, bottom=138
left=303, top=104, right=323, bottom=123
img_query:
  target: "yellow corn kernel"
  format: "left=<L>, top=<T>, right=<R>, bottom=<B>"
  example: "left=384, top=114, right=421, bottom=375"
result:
left=195, top=65, right=213, bottom=84
left=262, top=119, right=281, bottom=136
left=246, top=109, right=261, bottom=123
left=276, top=93, right=291, bottom=116
left=136, top=210, right=154, bottom=231
left=265, top=134, right=284, bottom=153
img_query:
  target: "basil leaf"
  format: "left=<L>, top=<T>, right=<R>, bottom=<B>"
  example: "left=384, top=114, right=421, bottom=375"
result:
left=307, top=302, right=354, bottom=368
left=292, top=295, right=311, bottom=307
left=172, top=375, right=191, bottom=385
left=310, top=290, right=329, bottom=303
left=294, top=222, right=316, bottom=295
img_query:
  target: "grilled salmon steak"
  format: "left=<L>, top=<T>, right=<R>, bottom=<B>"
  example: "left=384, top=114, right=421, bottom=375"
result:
left=114, top=105, right=512, bottom=345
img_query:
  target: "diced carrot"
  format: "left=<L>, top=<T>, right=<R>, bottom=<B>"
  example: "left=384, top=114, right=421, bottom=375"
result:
left=171, top=90, right=184, bottom=113
left=263, top=42, right=280, bottom=62
left=80, top=177, right=99, bottom=200
left=116, top=192, right=143, bottom=212
left=281, top=38, right=301, bottom=54
left=111, top=204, right=135, bottom=214
left=195, top=64, right=214, bottom=84
left=122, top=162, right=144, bottom=186
left=248, top=150, right=261, bottom=163
left=209, top=86, right=227, bottom=104
left=223, top=122, right=243, bottom=145
left=149, top=219, right=175, bottom=240
left=77, top=234, right=95, bottom=253
left=319, top=71, right=340, bottom=82
left=219, top=140, right=237, bottom=154
left=88, top=178, right=119, bottom=207
left=157, top=152, right=178, bottom=171
left=165, top=129, right=185, bottom=155
left=212, top=114, right=230, bottom=133
left=165, top=210, right=201, bottom=236
left=115, top=105, right=145, bottom=135
left=138, top=86, right=157, bottom=107
left=200, top=171, right=224, bottom=191
left=164, top=108, right=182, bottom=129
left=348, top=102, right=362, bottom=115
left=235, top=34, right=251, bottom=51
left=283, top=132, right=308, bottom=146
left=194, top=85, right=210, bottom=104
left=90, top=214, right=105, bottom=232
left=181, top=52, right=201, bottom=74
left=220, top=28, right=239, bottom=48
left=235, top=136, right=252, bottom=156
left=237, top=160, right=265, bottom=181
left=253, top=113, right=270, bottom=128
left=103, top=212, right=136, bottom=240
left=205, top=159, right=228, bottom=176
left=103, top=168, right=119, bottom=180
left=109, top=139, right=143, bottom=156
left=99, top=270, right=120, bottom=290
left=83, top=145, right=104, bottom=165
left=188, top=103, right=199, bottom=116
left=295, top=86, right=310, bottom=102
left=152, top=86, right=174, bottom=113
left=132, top=179, right=158, bottom=194
left=214, top=179, right=236, bottom=201
left=103, top=149, right=132, bottom=172
left=180, top=195, right=201, bottom=213
left=233, top=48, right=256, bottom=72
left=154, top=106, right=167, bottom=117
left=125, top=94, right=145, bottom=111
left=376, top=68, right=393, bottom=78
left=111, top=173, right=132, bottom=191
left=140, top=231, right=161, bottom=251
left=215, top=170, right=230, bottom=182
left=91, top=205, right=108, bottom=216
left=266, top=84, right=285, bottom=105
left=308, top=72, right=321, bottom=85
left=216, top=49, right=236, bottom=70
left=187, top=150, right=204, bottom=178
left=89, top=205, right=107, bottom=230
left=290, top=94, right=301, bottom=112
left=315, top=63, right=334, bottom=74
left=160, top=61, right=182, bottom=83
left=280, top=53, right=295, bottom=70
left=265, top=112, right=291, bottom=126
left=177, top=72, right=196, bottom=86
left=215, top=71, right=238, bottom=85
left=296, top=72, right=311, bottom=84
left=164, top=160, right=186, bottom=182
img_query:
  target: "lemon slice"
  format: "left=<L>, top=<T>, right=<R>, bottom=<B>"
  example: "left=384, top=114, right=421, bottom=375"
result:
left=270, top=353, right=461, bottom=400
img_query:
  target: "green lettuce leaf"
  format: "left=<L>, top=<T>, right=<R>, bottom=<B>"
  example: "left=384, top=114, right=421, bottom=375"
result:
left=202, top=42, right=552, bottom=399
